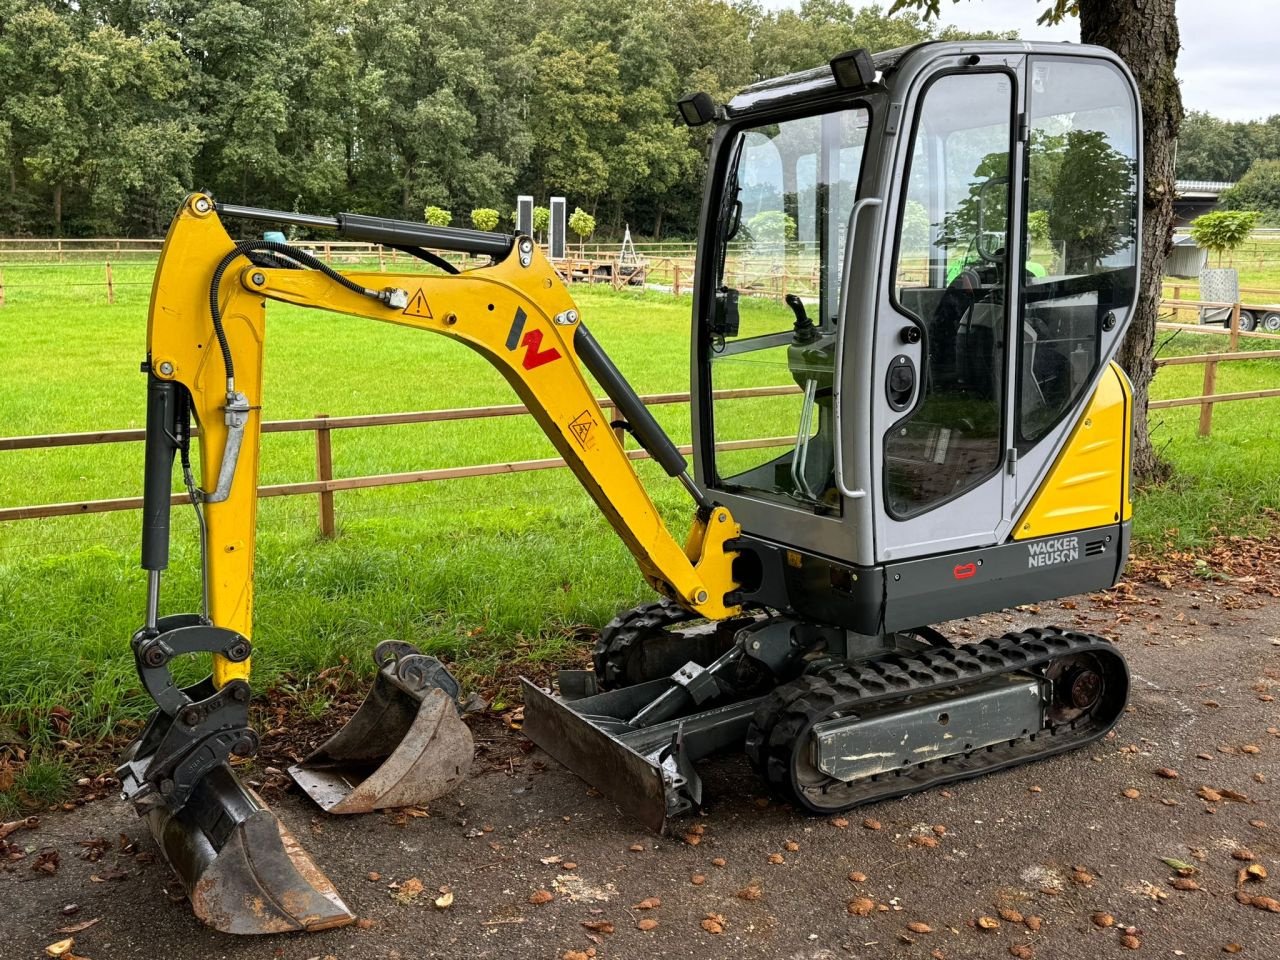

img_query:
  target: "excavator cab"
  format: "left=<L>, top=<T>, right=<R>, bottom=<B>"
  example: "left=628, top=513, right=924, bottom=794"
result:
left=526, top=42, right=1141, bottom=825
left=122, top=39, right=1141, bottom=934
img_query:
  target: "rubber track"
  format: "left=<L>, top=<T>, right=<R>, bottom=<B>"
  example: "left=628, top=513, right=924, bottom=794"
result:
left=592, top=599, right=697, bottom=689
left=744, top=626, right=1129, bottom=813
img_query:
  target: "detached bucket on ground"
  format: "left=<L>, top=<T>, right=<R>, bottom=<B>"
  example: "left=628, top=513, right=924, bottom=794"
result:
left=289, top=642, right=473, bottom=814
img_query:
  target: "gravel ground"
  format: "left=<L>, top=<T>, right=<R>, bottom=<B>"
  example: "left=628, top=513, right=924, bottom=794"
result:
left=3, top=573, right=1278, bottom=960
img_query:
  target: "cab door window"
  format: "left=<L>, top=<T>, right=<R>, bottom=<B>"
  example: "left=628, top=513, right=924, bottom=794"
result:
left=887, top=71, right=1015, bottom=517
left=1018, top=58, right=1139, bottom=444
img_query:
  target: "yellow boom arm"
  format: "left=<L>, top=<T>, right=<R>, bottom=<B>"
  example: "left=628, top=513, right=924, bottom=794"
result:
left=146, top=195, right=740, bottom=686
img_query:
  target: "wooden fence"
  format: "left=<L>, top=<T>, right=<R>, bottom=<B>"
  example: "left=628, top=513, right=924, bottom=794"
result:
left=0, top=386, right=800, bottom=535
left=1153, top=299, right=1280, bottom=437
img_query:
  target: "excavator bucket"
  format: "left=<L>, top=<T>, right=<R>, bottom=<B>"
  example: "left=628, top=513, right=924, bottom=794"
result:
left=145, top=764, right=355, bottom=934
left=289, top=641, right=473, bottom=813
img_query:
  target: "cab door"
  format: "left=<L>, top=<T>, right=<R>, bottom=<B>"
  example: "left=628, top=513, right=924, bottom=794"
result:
left=870, top=61, right=1025, bottom=563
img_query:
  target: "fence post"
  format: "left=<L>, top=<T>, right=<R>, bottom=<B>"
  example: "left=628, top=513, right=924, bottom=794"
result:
left=105, top=261, right=114, bottom=305
left=0, top=267, right=5, bottom=308
left=1196, top=303, right=1236, bottom=437
left=672, top=262, right=681, bottom=296
left=378, top=246, right=385, bottom=272
left=315, top=414, right=336, bottom=538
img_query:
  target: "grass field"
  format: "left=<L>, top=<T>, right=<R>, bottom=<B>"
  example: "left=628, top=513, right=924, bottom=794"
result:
left=1, top=261, right=1279, bottom=801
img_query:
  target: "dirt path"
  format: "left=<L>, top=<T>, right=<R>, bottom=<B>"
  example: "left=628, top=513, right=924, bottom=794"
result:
left=3, top=574, right=1278, bottom=960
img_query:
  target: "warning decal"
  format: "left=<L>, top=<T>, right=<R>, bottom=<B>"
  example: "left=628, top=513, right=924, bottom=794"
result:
left=403, top=288, right=433, bottom=318
left=569, top=410, right=597, bottom=450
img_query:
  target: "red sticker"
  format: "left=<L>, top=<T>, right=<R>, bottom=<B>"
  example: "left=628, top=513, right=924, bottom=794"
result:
left=519, top=329, right=561, bottom=369
left=953, top=562, right=977, bottom=580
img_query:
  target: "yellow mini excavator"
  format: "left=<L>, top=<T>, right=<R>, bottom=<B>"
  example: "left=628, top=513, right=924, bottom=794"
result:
left=122, top=40, right=1142, bottom=933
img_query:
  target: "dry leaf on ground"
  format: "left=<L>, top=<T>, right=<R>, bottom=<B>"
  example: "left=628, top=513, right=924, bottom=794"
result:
left=528, top=889, right=554, bottom=905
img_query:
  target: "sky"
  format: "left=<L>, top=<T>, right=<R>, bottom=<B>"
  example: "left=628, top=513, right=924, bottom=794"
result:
left=768, top=1, right=1280, bottom=122
left=923, top=0, right=1278, bottom=121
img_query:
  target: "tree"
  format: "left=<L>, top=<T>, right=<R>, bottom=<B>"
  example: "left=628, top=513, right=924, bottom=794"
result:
left=1220, top=160, right=1280, bottom=223
left=568, top=206, right=596, bottom=252
left=1188, top=210, right=1261, bottom=267
left=892, top=0, right=1183, bottom=482
left=1047, top=131, right=1137, bottom=272
left=532, top=205, right=550, bottom=241
left=471, top=207, right=500, bottom=231
left=746, top=210, right=798, bottom=246
left=423, top=205, right=452, bottom=226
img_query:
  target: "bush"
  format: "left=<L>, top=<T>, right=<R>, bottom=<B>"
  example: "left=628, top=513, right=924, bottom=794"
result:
left=1189, top=210, right=1261, bottom=266
left=470, top=208, right=500, bottom=232
left=423, top=205, right=452, bottom=227
left=746, top=209, right=797, bottom=245
left=1220, top=159, right=1280, bottom=224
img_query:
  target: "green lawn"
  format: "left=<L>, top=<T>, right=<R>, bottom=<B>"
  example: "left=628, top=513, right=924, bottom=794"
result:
left=1, top=263, right=1278, bottom=765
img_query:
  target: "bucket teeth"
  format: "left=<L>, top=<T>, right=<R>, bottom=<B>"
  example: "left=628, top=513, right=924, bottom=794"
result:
left=146, top=765, right=355, bottom=934
left=289, top=645, right=473, bottom=814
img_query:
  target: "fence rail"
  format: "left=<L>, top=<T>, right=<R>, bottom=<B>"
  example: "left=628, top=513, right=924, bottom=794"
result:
left=0, top=386, right=801, bottom=529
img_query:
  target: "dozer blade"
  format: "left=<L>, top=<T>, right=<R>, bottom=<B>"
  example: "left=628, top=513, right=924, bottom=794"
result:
left=146, top=764, right=355, bottom=934
left=289, top=642, right=473, bottom=814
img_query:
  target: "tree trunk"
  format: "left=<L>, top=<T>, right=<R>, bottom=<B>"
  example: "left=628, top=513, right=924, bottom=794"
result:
left=654, top=205, right=664, bottom=240
left=1079, top=0, right=1182, bottom=482
left=53, top=182, right=62, bottom=235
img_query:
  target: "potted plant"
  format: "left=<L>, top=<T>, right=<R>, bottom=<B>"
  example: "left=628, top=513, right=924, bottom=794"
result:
left=1188, top=210, right=1261, bottom=330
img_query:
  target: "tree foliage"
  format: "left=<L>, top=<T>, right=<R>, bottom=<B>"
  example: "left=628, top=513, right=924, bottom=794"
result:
left=470, top=208, right=500, bottom=231
left=0, top=0, right=1006, bottom=237
left=1189, top=210, right=1262, bottom=266
left=1220, top=160, right=1280, bottom=224
left=568, top=207, right=596, bottom=242
left=423, top=205, right=452, bottom=226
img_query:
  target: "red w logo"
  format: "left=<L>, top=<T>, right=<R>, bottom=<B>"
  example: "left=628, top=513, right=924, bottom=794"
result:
left=505, top=308, right=561, bottom=370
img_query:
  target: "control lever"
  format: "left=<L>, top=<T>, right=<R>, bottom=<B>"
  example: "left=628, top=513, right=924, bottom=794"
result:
left=784, top=294, right=819, bottom=344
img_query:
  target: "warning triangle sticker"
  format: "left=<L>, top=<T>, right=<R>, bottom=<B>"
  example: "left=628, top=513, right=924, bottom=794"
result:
left=403, top=288, right=433, bottom=318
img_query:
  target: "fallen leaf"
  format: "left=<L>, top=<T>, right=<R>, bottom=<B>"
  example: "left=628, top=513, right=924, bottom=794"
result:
left=1092, top=913, right=1115, bottom=928
left=54, top=919, right=99, bottom=936
left=1024, top=916, right=1043, bottom=932
left=711, top=857, right=726, bottom=868
left=562, top=862, right=577, bottom=871
left=931, top=950, right=947, bottom=960
left=1241, top=745, right=1260, bottom=754
left=1248, top=819, right=1267, bottom=828
left=1162, top=857, right=1198, bottom=875
left=784, top=840, right=800, bottom=852
left=355, top=917, right=375, bottom=930
left=682, top=833, right=701, bottom=846
left=393, top=877, right=424, bottom=904
left=701, top=913, right=726, bottom=934
left=737, top=884, right=763, bottom=901
left=911, top=834, right=939, bottom=848
left=976, top=916, right=1000, bottom=930
left=1249, top=895, right=1280, bottom=913
left=690, top=874, right=705, bottom=885
left=863, top=818, right=882, bottom=830
left=366, top=871, right=380, bottom=882
left=628, top=843, right=644, bottom=852
left=563, top=951, right=590, bottom=960
left=1231, top=849, right=1255, bottom=861
left=1122, top=788, right=1141, bottom=799
left=907, top=921, right=933, bottom=933
left=1223, top=944, right=1242, bottom=954
left=581, top=920, right=614, bottom=935
left=831, top=817, right=849, bottom=828
left=1169, top=878, right=1199, bottom=891
left=528, top=889, right=554, bottom=905
left=636, top=916, right=658, bottom=931
left=1245, top=863, right=1267, bottom=881
left=998, top=907, right=1024, bottom=923
left=1155, top=767, right=1179, bottom=779
left=848, top=871, right=868, bottom=883
left=0, top=817, right=39, bottom=840
left=32, top=848, right=60, bottom=875
left=1028, top=785, right=1042, bottom=794
left=932, top=825, right=947, bottom=836
left=633, top=897, right=660, bottom=910
left=1120, top=933, right=1140, bottom=950
left=1010, top=945, right=1034, bottom=959
left=44, top=939, right=74, bottom=958
left=767, top=853, right=785, bottom=864
left=847, top=897, right=875, bottom=917
left=434, top=890, right=454, bottom=909
left=1198, top=786, right=1223, bottom=803
left=1071, top=869, right=1095, bottom=886
left=1221, top=789, right=1250, bottom=802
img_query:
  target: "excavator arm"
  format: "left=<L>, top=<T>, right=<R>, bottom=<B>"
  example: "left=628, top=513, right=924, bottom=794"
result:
left=122, top=193, right=739, bottom=933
